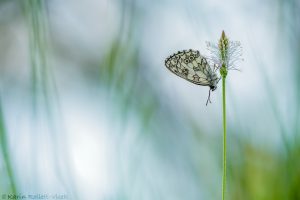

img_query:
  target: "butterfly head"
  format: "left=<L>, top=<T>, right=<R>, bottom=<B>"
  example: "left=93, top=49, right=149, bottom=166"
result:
left=210, top=85, right=217, bottom=91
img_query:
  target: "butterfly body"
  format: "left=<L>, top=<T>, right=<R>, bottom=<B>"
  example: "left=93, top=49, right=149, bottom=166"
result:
left=165, top=49, right=220, bottom=104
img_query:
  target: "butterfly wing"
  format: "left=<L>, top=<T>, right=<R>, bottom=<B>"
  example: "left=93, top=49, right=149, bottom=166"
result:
left=165, top=49, right=218, bottom=86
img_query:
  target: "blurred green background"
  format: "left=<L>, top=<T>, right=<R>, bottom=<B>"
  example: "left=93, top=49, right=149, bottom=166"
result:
left=0, top=0, right=299, bottom=199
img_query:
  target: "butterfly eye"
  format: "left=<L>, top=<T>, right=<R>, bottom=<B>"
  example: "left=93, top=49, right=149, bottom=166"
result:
left=210, top=85, right=217, bottom=91
left=184, top=59, right=189, bottom=64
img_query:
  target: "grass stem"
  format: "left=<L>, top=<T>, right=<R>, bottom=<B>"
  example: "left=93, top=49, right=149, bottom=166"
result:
left=222, top=75, right=227, bottom=200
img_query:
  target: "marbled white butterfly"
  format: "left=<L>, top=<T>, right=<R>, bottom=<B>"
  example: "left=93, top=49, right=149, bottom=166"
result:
left=165, top=49, right=220, bottom=105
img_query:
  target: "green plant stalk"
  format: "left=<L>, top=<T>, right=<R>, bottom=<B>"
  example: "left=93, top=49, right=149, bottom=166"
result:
left=219, top=30, right=228, bottom=200
left=221, top=75, right=227, bottom=200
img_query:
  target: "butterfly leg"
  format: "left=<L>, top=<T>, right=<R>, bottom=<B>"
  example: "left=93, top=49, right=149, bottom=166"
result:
left=206, top=89, right=212, bottom=106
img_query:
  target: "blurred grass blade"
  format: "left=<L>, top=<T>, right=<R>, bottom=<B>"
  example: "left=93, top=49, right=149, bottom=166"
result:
left=0, top=97, right=17, bottom=194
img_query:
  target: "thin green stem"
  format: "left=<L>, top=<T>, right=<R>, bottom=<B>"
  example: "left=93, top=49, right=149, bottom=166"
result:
left=222, top=76, right=227, bottom=200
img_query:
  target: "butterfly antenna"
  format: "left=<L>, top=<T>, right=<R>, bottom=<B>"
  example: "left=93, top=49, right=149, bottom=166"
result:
left=206, top=89, right=212, bottom=106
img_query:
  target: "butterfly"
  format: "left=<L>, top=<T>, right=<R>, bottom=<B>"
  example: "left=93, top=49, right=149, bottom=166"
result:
left=165, top=49, right=220, bottom=105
